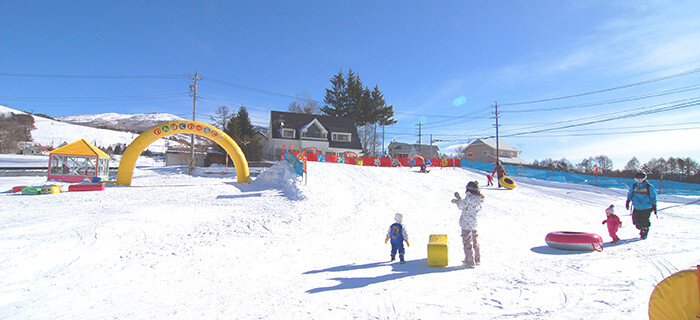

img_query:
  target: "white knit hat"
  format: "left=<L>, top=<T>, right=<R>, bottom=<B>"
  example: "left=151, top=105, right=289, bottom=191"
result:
left=395, top=213, right=403, bottom=223
left=605, top=205, right=614, bottom=214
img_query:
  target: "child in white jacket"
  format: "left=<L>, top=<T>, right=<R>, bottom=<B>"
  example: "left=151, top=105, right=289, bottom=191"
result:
left=452, top=181, right=484, bottom=268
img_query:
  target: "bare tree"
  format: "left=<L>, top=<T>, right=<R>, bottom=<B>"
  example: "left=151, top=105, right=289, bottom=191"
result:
left=288, top=90, right=320, bottom=114
left=595, top=155, right=613, bottom=172
left=210, top=105, right=230, bottom=130
left=0, top=113, right=35, bottom=153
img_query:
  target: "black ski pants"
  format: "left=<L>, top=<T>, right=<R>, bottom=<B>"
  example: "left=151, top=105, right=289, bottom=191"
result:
left=632, top=208, right=653, bottom=229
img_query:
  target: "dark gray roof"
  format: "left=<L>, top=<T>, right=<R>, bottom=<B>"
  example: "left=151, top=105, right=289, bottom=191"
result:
left=270, top=111, right=363, bottom=150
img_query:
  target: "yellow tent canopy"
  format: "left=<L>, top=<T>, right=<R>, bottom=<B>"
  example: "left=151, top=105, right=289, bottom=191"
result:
left=50, top=139, right=110, bottom=158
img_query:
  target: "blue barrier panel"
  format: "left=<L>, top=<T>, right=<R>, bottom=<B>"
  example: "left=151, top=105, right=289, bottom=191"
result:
left=460, top=160, right=699, bottom=196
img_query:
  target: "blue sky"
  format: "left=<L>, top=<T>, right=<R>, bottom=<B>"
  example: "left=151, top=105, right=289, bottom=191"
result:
left=2, top=1, right=699, bottom=168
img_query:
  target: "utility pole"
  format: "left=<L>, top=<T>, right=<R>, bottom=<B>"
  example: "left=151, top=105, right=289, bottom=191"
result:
left=493, top=101, right=500, bottom=164
left=416, top=121, right=423, bottom=156
left=188, top=70, right=202, bottom=175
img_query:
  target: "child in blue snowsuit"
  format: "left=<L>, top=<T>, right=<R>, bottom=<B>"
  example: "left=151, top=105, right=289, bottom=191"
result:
left=385, top=213, right=410, bottom=263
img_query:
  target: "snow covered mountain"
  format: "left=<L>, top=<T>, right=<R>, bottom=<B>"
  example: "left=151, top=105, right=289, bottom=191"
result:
left=57, top=112, right=184, bottom=132
left=1, top=105, right=172, bottom=152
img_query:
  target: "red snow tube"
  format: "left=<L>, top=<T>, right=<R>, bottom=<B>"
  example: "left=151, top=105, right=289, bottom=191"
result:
left=545, top=231, right=603, bottom=252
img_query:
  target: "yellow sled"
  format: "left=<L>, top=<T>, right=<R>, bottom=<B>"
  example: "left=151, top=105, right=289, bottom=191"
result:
left=649, top=267, right=699, bottom=319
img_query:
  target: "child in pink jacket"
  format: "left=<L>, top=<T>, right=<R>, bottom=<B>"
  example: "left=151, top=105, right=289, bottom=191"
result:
left=602, top=205, right=622, bottom=243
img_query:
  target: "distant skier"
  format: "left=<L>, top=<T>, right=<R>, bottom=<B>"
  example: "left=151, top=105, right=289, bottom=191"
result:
left=492, top=162, right=506, bottom=188
left=486, top=174, right=494, bottom=187
left=420, top=163, right=429, bottom=173
left=385, top=213, right=410, bottom=263
left=452, top=181, right=484, bottom=268
left=626, top=172, right=657, bottom=240
left=601, top=204, right=622, bottom=243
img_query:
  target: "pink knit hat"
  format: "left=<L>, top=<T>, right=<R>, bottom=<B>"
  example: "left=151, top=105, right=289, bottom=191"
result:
left=605, top=205, right=614, bottom=214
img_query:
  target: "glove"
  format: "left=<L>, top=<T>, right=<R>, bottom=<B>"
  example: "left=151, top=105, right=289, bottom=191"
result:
left=625, top=199, right=630, bottom=210
left=405, top=240, right=410, bottom=247
left=602, top=221, right=605, bottom=225
left=652, top=204, right=657, bottom=217
left=385, top=237, right=389, bottom=244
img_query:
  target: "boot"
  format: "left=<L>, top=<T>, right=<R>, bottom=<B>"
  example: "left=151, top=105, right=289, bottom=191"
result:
left=399, top=254, right=405, bottom=264
left=640, top=228, right=649, bottom=239
left=390, top=255, right=395, bottom=261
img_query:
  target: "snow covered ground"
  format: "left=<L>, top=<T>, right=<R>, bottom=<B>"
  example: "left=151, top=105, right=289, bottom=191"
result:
left=0, top=159, right=698, bottom=319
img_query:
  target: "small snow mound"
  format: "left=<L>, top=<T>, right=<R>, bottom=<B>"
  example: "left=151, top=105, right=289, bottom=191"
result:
left=253, top=161, right=305, bottom=200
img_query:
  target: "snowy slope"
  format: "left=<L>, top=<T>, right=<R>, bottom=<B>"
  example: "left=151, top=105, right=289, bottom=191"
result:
left=0, top=161, right=697, bottom=319
left=1, top=105, right=171, bottom=153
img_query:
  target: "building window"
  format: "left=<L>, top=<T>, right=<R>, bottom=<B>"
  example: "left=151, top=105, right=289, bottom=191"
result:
left=282, top=129, right=295, bottom=138
left=302, top=125, right=326, bottom=139
left=332, top=133, right=351, bottom=142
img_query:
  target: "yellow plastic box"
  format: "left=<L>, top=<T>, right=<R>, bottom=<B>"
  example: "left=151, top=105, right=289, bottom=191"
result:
left=427, top=234, right=448, bottom=267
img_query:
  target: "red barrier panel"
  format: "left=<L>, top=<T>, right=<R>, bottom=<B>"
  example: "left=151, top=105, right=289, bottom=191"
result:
left=361, top=157, right=375, bottom=166
left=306, top=153, right=318, bottom=161
left=68, top=184, right=106, bottom=192
left=344, top=157, right=357, bottom=165
left=12, top=186, right=24, bottom=193
left=379, top=158, right=392, bottom=167
left=326, top=155, right=338, bottom=163
left=397, top=158, right=410, bottom=167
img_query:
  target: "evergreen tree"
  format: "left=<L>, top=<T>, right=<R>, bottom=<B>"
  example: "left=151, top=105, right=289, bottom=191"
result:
left=225, top=106, right=263, bottom=161
left=321, top=70, right=349, bottom=117
left=321, top=69, right=396, bottom=156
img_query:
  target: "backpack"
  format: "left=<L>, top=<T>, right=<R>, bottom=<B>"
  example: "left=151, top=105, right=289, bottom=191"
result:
left=389, top=223, right=403, bottom=241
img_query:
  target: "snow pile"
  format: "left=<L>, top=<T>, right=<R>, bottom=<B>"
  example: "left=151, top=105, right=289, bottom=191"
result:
left=252, top=161, right=305, bottom=200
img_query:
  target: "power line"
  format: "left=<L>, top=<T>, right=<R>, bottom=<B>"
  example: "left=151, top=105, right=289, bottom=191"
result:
left=0, top=72, right=187, bottom=79
left=204, top=77, right=307, bottom=101
left=0, top=93, right=187, bottom=102
left=506, top=126, right=700, bottom=138
left=497, top=98, right=700, bottom=138
left=500, top=67, right=700, bottom=106
left=504, top=96, right=700, bottom=133
left=501, top=84, right=700, bottom=113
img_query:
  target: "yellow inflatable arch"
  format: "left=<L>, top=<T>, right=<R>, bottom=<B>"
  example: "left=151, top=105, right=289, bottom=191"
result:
left=116, top=120, right=250, bottom=186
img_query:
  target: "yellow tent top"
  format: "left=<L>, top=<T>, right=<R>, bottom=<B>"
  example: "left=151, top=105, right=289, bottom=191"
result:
left=50, top=139, right=110, bottom=158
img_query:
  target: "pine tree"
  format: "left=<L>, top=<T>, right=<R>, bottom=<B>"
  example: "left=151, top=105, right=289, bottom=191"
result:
left=321, top=70, right=349, bottom=117
left=321, top=69, right=397, bottom=156
left=225, top=106, right=263, bottom=161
